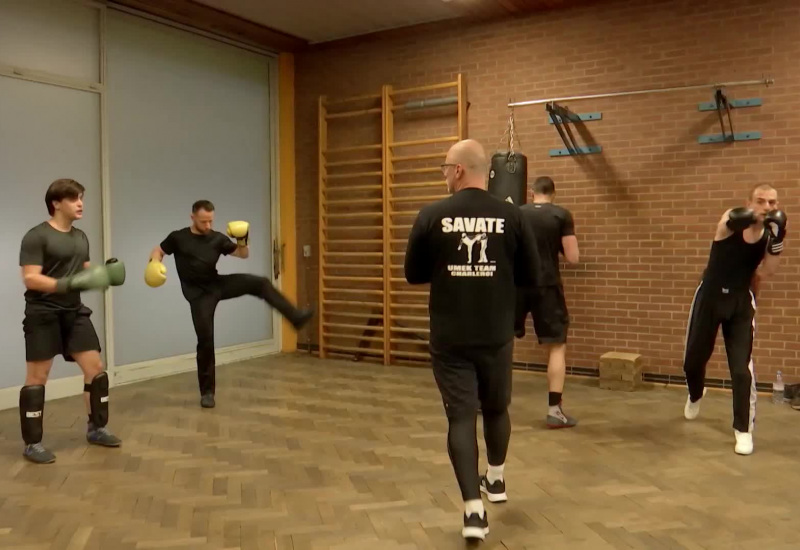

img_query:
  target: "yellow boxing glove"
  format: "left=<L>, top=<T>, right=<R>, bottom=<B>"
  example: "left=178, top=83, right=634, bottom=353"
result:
left=227, top=220, right=249, bottom=247
left=144, top=260, right=167, bottom=288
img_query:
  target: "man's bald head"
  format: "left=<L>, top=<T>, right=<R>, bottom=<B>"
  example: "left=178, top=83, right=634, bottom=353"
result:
left=443, top=139, right=488, bottom=194
left=447, top=139, right=487, bottom=171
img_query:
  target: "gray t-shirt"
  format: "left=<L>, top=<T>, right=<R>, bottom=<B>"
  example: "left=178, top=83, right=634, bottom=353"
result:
left=19, top=221, right=89, bottom=310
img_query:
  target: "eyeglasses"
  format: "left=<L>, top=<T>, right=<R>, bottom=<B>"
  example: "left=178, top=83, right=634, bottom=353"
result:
left=440, top=163, right=456, bottom=175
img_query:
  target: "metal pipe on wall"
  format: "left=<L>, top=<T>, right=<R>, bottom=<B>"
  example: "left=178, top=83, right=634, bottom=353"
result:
left=402, top=96, right=458, bottom=110
left=508, top=78, right=774, bottom=108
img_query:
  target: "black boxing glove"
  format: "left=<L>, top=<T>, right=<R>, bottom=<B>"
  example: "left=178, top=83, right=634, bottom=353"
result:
left=764, top=209, right=787, bottom=255
left=726, top=207, right=757, bottom=232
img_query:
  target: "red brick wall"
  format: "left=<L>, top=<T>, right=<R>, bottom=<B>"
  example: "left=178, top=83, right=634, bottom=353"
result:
left=294, top=0, right=800, bottom=384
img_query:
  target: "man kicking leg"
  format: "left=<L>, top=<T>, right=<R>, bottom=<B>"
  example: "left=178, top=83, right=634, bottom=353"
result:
left=147, top=200, right=314, bottom=408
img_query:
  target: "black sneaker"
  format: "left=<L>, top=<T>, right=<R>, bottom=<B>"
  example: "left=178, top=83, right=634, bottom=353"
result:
left=201, top=394, right=215, bottom=408
left=23, top=443, right=56, bottom=464
left=480, top=475, right=507, bottom=503
left=462, top=510, right=489, bottom=541
left=292, top=308, right=315, bottom=330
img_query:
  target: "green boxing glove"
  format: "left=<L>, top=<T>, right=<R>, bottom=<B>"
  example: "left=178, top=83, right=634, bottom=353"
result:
left=56, top=259, right=126, bottom=293
left=104, top=258, right=126, bottom=286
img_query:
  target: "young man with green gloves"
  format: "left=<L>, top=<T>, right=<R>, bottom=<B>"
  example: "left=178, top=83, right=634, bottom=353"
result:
left=19, top=178, right=126, bottom=464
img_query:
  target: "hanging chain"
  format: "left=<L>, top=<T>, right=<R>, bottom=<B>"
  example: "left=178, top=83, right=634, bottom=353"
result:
left=498, top=104, right=521, bottom=160
left=508, top=109, right=516, bottom=155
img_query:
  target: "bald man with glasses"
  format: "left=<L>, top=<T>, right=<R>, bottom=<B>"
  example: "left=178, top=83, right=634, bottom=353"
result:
left=405, top=139, right=543, bottom=541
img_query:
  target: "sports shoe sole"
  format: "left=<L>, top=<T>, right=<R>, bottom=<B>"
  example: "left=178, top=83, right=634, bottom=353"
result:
left=23, top=453, right=55, bottom=464
left=480, top=484, right=507, bottom=503
left=87, top=437, right=122, bottom=448
left=546, top=420, right=577, bottom=429
left=462, top=526, right=489, bottom=540
left=480, top=476, right=508, bottom=503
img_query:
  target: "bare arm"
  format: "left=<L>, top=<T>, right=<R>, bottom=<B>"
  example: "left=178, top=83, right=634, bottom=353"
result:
left=714, top=208, right=735, bottom=241
left=230, top=245, right=249, bottom=259
left=759, top=254, right=780, bottom=279
left=561, top=235, right=579, bottom=264
left=21, top=265, right=59, bottom=293
left=150, top=245, right=165, bottom=262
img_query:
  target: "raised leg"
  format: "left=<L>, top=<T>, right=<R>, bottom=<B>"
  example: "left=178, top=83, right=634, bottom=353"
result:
left=219, top=274, right=313, bottom=329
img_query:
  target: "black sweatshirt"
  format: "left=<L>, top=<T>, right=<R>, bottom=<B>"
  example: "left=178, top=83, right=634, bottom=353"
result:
left=404, top=188, right=543, bottom=347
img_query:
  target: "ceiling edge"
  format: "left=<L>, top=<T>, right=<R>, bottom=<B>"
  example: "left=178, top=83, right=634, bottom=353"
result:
left=107, top=0, right=310, bottom=53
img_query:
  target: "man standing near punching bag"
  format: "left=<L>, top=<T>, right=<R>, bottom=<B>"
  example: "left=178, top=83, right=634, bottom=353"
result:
left=405, top=140, right=542, bottom=541
left=515, top=176, right=580, bottom=429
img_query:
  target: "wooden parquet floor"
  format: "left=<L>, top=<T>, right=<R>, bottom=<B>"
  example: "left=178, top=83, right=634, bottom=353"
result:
left=1, top=353, right=799, bottom=550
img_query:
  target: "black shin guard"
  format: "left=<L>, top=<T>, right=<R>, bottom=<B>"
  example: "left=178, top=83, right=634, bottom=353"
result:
left=19, top=385, right=45, bottom=445
left=84, top=372, right=109, bottom=427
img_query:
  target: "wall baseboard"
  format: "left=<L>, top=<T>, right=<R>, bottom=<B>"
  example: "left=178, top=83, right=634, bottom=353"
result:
left=295, top=343, right=772, bottom=395
left=512, top=361, right=775, bottom=394
left=0, top=340, right=278, bottom=412
left=112, top=340, right=277, bottom=387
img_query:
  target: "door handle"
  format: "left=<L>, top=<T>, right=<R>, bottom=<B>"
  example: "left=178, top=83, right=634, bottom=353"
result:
left=273, top=240, right=286, bottom=280
left=273, top=239, right=281, bottom=280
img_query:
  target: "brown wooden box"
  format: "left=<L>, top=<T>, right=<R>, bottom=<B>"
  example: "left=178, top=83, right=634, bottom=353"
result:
left=599, top=351, right=643, bottom=391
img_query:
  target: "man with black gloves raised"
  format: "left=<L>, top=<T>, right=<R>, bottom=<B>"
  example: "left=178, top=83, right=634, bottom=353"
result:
left=682, top=183, right=787, bottom=456
left=404, top=139, right=542, bottom=542
left=19, top=179, right=125, bottom=464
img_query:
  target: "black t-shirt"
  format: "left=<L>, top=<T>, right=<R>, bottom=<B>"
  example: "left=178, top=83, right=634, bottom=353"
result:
left=160, top=227, right=237, bottom=301
left=519, top=202, right=575, bottom=287
left=404, top=188, right=543, bottom=347
left=701, top=229, right=768, bottom=292
left=19, top=221, right=89, bottom=310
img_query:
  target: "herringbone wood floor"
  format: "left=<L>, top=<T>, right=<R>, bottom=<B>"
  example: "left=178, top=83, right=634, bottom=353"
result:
left=1, top=353, right=798, bottom=550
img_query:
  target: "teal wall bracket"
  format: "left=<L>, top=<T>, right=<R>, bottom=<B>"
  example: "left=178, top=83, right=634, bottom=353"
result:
left=546, top=103, right=601, bottom=157
left=698, top=132, right=761, bottom=144
left=698, top=89, right=763, bottom=145
left=549, top=146, right=602, bottom=156
left=698, top=98, right=762, bottom=111
left=547, top=112, right=602, bottom=124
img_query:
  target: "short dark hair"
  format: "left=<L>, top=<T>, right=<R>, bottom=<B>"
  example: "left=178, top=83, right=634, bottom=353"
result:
left=45, top=179, right=85, bottom=216
left=192, top=200, right=215, bottom=213
left=531, top=176, right=555, bottom=196
left=749, top=183, right=776, bottom=200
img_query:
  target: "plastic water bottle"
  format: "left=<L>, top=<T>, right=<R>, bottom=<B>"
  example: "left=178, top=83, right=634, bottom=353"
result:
left=772, top=371, right=785, bottom=404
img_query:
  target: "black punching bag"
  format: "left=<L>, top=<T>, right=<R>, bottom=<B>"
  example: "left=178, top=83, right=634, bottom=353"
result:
left=488, top=150, right=527, bottom=205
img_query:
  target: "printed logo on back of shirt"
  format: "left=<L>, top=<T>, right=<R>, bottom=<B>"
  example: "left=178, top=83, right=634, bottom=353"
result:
left=440, top=217, right=502, bottom=278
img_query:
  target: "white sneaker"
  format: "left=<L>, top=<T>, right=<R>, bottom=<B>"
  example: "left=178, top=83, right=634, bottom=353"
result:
left=684, top=388, right=707, bottom=420
left=734, top=430, right=753, bottom=455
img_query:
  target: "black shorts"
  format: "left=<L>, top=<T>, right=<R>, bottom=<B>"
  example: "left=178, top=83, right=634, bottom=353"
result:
left=429, top=340, right=513, bottom=418
left=514, top=285, right=569, bottom=344
left=22, top=305, right=101, bottom=362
